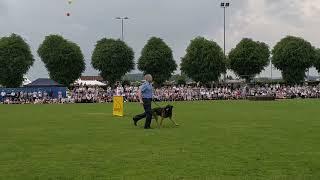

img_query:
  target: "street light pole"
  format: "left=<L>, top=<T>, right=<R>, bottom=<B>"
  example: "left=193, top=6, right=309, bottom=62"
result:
left=270, top=58, right=273, bottom=80
left=223, top=6, right=226, bottom=57
left=116, top=17, right=129, bottom=41
left=221, top=2, right=230, bottom=81
left=121, top=18, right=124, bottom=41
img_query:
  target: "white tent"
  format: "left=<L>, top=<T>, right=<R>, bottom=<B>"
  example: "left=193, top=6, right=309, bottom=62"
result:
left=23, top=77, right=32, bottom=86
left=74, top=79, right=106, bottom=86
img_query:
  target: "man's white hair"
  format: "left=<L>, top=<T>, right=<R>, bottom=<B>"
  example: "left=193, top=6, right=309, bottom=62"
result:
left=144, top=74, right=153, bottom=82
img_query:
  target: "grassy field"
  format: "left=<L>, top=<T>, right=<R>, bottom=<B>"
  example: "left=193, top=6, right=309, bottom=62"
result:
left=0, top=100, right=320, bottom=180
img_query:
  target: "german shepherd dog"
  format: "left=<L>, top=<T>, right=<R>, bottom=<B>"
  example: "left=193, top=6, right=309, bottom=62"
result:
left=152, top=105, right=179, bottom=128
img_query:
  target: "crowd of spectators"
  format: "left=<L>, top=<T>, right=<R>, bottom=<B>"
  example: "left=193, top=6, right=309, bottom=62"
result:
left=0, top=90, right=63, bottom=104
left=1, top=83, right=320, bottom=104
left=151, top=84, right=320, bottom=101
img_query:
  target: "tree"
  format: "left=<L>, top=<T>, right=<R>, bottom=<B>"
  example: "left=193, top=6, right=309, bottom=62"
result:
left=226, top=75, right=233, bottom=80
left=229, top=38, right=270, bottom=82
left=92, top=38, right=134, bottom=86
left=38, top=35, right=85, bottom=86
left=0, top=34, right=34, bottom=87
left=314, top=49, right=320, bottom=74
left=138, top=37, right=177, bottom=86
left=180, top=37, right=226, bottom=84
left=122, top=79, right=131, bottom=86
left=177, top=76, right=186, bottom=85
left=272, top=36, right=315, bottom=84
left=170, top=74, right=187, bottom=85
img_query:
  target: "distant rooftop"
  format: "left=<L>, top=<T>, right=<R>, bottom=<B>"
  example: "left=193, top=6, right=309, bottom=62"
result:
left=24, top=78, right=63, bottom=87
left=80, top=76, right=104, bottom=81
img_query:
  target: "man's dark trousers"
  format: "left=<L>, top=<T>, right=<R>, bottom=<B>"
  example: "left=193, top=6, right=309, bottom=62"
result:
left=133, top=98, right=152, bottom=128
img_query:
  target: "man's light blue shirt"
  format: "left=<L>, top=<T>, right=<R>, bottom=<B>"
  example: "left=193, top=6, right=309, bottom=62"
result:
left=140, top=82, right=153, bottom=99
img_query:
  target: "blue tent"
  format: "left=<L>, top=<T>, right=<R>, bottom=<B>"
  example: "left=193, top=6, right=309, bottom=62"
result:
left=24, top=78, right=63, bottom=87
left=0, top=78, right=67, bottom=98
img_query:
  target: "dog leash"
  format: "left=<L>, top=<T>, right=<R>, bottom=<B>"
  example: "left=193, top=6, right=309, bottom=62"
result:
left=152, top=100, right=162, bottom=107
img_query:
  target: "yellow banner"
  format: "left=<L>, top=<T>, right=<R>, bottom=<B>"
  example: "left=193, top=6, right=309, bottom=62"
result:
left=113, top=96, right=124, bottom=117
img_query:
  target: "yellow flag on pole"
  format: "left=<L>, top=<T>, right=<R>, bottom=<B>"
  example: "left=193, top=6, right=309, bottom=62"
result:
left=113, top=96, right=124, bottom=117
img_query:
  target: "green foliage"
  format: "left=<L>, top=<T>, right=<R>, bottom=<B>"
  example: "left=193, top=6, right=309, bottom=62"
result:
left=272, top=36, right=315, bottom=84
left=177, top=78, right=186, bottom=85
left=314, top=49, right=320, bottom=74
left=38, top=35, right=85, bottom=86
left=0, top=34, right=34, bottom=87
left=229, top=38, right=270, bottom=82
left=92, top=38, right=134, bottom=86
left=180, top=37, right=226, bottom=83
left=170, top=74, right=187, bottom=85
left=138, top=37, right=177, bottom=86
left=122, top=79, right=131, bottom=86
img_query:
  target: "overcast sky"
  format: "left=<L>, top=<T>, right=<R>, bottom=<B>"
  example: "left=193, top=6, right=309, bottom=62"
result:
left=1, top=0, right=320, bottom=80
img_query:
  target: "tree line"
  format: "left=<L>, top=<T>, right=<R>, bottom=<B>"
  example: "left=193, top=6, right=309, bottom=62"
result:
left=0, top=33, right=320, bottom=88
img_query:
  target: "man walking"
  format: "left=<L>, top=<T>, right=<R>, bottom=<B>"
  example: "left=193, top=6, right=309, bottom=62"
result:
left=133, top=74, right=153, bottom=129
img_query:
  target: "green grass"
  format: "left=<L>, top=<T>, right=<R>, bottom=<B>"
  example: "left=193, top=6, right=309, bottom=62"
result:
left=0, top=100, right=320, bottom=180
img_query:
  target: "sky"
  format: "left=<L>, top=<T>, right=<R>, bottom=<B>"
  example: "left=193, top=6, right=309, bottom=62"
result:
left=1, top=0, right=320, bottom=80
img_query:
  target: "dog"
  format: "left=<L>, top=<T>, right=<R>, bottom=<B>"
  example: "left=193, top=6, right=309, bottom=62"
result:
left=152, top=105, right=179, bottom=128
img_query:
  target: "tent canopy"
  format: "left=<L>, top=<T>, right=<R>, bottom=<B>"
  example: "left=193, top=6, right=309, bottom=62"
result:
left=25, top=78, right=63, bottom=87
left=74, top=79, right=106, bottom=86
left=23, top=77, right=31, bottom=86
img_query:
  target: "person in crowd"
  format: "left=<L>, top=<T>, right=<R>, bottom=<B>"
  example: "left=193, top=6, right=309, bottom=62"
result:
left=1, top=90, right=6, bottom=103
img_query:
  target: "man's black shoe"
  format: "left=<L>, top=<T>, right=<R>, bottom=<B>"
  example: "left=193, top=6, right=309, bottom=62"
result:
left=133, top=118, right=137, bottom=126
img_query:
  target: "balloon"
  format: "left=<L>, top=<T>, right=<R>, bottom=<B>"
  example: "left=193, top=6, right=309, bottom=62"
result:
left=66, top=0, right=72, bottom=17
